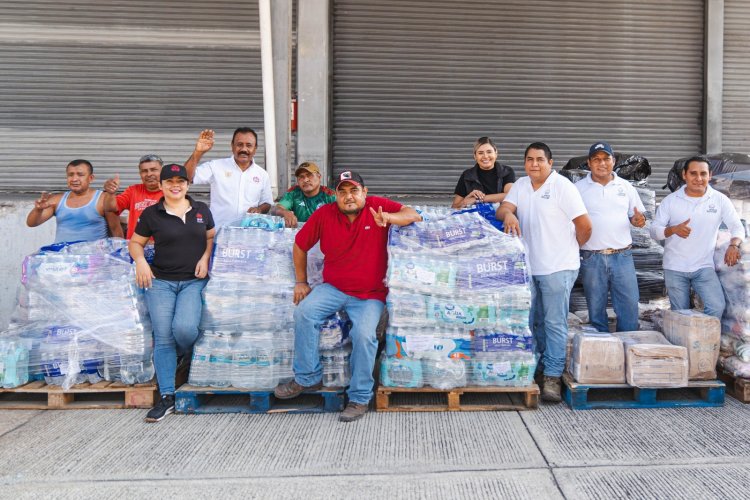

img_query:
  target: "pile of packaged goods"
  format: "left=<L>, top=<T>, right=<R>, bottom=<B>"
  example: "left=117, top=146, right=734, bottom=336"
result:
left=380, top=210, right=536, bottom=389
left=714, top=232, right=750, bottom=379
left=568, top=309, right=720, bottom=387
left=188, top=217, right=350, bottom=390
left=0, top=238, right=153, bottom=390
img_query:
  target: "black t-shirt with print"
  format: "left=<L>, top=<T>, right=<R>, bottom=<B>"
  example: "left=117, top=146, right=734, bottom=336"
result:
left=134, top=195, right=215, bottom=281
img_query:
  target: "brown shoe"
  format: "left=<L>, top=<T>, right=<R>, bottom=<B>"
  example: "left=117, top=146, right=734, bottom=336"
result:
left=339, top=402, right=368, bottom=422
left=273, top=379, right=322, bottom=400
left=542, top=376, right=562, bottom=403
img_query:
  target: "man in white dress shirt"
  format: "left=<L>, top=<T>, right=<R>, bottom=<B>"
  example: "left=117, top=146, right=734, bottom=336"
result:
left=184, top=128, right=273, bottom=227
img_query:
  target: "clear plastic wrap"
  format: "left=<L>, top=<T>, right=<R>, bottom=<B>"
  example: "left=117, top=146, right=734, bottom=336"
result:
left=381, top=211, right=536, bottom=388
left=1, top=238, right=154, bottom=389
left=714, top=231, right=750, bottom=343
left=189, top=223, right=351, bottom=390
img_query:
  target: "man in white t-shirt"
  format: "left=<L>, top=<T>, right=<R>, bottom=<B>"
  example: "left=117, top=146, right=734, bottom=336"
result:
left=651, top=156, right=744, bottom=318
left=497, top=142, right=592, bottom=402
left=184, top=128, right=273, bottom=227
left=576, top=142, right=646, bottom=332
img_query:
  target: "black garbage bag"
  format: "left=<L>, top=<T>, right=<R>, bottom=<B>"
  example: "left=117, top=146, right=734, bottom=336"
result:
left=563, top=153, right=652, bottom=181
left=665, top=153, right=750, bottom=192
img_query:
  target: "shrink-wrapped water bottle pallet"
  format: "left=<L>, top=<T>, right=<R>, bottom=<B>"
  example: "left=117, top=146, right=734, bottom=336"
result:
left=174, top=384, right=346, bottom=414
left=374, top=384, right=540, bottom=412
left=562, top=373, right=725, bottom=410
left=718, top=369, right=750, bottom=403
left=0, top=380, right=158, bottom=410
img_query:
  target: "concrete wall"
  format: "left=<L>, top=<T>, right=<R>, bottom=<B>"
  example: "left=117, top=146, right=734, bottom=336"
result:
left=0, top=196, right=56, bottom=329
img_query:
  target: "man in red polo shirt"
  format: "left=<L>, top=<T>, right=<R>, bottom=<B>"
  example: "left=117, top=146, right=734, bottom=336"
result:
left=274, top=170, right=421, bottom=422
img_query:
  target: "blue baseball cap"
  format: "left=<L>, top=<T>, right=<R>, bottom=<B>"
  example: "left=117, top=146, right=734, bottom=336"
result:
left=588, top=142, right=614, bottom=158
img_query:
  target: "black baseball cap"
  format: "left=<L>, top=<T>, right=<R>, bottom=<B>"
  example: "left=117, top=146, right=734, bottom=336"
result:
left=335, top=170, right=365, bottom=190
left=160, top=163, right=189, bottom=182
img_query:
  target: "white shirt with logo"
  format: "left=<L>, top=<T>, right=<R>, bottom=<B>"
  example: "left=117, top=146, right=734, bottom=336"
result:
left=192, top=157, right=273, bottom=227
left=504, top=170, right=588, bottom=276
left=576, top=172, right=645, bottom=251
left=651, top=185, right=744, bottom=272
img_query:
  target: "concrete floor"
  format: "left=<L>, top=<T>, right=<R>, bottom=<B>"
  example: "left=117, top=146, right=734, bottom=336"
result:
left=0, top=396, right=748, bottom=499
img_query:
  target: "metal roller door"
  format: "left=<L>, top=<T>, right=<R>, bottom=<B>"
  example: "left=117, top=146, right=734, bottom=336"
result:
left=332, top=0, right=704, bottom=194
left=0, top=0, right=265, bottom=192
left=723, top=0, right=750, bottom=153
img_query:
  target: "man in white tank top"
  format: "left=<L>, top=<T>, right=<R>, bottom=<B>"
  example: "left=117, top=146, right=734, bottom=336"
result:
left=26, top=159, right=123, bottom=243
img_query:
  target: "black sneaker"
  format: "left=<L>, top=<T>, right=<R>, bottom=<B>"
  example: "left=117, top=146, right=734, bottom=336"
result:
left=145, top=394, right=175, bottom=423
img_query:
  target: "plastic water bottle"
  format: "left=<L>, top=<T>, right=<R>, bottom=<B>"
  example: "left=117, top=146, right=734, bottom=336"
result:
left=230, top=338, right=255, bottom=389
left=251, top=339, right=276, bottom=390
left=40, top=336, right=67, bottom=386
left=209, top=333, right=233, bottom=388
left=189, top=335, right=212, bottom=387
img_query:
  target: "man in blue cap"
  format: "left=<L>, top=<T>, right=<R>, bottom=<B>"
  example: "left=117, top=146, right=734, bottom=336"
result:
left=575, top=142, right=646, bottom=332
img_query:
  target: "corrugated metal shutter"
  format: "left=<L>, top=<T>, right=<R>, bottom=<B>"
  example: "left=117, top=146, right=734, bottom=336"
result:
left=332, top=0, right=704, bottom=194
left=723, top=0, right=750, bottom=153
left=0, top=0, right=265, bottom=192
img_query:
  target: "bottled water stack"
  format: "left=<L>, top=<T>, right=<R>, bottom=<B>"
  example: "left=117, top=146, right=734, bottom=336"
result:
left=1, top=239, right=154, bottom=389
left=192, top=225, right=351, bottom=390
left=382, top=210, right=537, bottom=388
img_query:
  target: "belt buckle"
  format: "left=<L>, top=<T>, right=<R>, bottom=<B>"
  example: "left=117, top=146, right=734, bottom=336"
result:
left=600, top=248, right=616, bottom=255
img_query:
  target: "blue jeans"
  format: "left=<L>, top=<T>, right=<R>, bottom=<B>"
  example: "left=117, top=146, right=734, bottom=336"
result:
left=530, top=269, right=578, bottom=377
left=580, top=250, right=640, bottom=332
left=145, top=278, right=208, bottom=395
left=664, top=268, right=726, bottom=319
left=293, top=283, right=384, bottom=405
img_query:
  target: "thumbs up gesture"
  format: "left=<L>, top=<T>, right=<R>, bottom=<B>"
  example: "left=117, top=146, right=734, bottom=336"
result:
left=103, top=174, right=120, bottom=195
left=671, top=218, right=691, bottom=239
left=630, top=207, right=646, bottom=228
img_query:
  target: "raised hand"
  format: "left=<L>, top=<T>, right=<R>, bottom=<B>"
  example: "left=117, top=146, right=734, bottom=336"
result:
left=103, top=174, right=120, bottom=195
left=671, top=218, right=691, bottom=238
left=34, top=191, right=52, bottom=211
left=369, top=206, right=390, bottom=227
left=630, top=206, right=646, bottom=228
left=195, top=129, right=215, bottom=153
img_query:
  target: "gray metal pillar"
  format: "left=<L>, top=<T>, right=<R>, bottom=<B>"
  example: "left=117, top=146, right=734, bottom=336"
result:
left=704, top=0, right=724, bottom=154
left=297, top=0, right=332, bottom=185
left=272, top=0, right=292, bottom=191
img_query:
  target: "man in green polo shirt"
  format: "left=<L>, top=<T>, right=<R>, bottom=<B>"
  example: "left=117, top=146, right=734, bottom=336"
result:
left=273, top=162, right=336, bottom=227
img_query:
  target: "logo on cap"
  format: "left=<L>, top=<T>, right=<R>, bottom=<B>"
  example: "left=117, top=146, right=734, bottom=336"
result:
left=595, top=143, right=605, bottom=150
left=341, top=171, right=352, bottom=180
left=171, top=165, right=180, bottom=172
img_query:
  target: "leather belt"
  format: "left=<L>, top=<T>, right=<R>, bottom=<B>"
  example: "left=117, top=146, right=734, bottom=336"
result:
left=585, top=245, right=632, bottom=255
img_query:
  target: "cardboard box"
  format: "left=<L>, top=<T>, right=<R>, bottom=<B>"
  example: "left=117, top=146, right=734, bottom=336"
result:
left=616, top=331, right=688, bottom=388
left=569, top=332, right=625, bottom=384
left=661, top=310, right=720, bottom=380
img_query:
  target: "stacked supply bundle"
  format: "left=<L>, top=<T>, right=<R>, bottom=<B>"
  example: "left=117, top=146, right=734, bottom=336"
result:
left=661, top=310, right=720, bottom=380
left=381, top=210, right=536, bottom=389
left=189, top=217, right=350, bottom=390
left=615, top=331, right=688, bottom=388
left=714, top=232, right=750, bottom=378
left=1, top=239, right=153, bottom=389
left=190, top=222, right=297, bottom=390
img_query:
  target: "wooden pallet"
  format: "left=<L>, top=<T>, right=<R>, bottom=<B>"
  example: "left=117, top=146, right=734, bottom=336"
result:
left=718, top=370, right=750, bottom=403
left=562, top=373, right=725, bottom=410
left=375, top=384, right=540, bottom=412
left=174, top=384, right=346, bottom=414
left=0, top=380, right=158, bottom=410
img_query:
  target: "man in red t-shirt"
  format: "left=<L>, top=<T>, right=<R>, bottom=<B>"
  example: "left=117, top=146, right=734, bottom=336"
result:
left=103, top=154, right=164, bottom=238
left=274, top=170, right=421, bottom=422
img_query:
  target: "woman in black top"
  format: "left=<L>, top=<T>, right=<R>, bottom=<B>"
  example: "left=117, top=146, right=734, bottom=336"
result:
left=452, top=136, right=516, bottom=208
left=128, top=163, right=215, bottom=423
